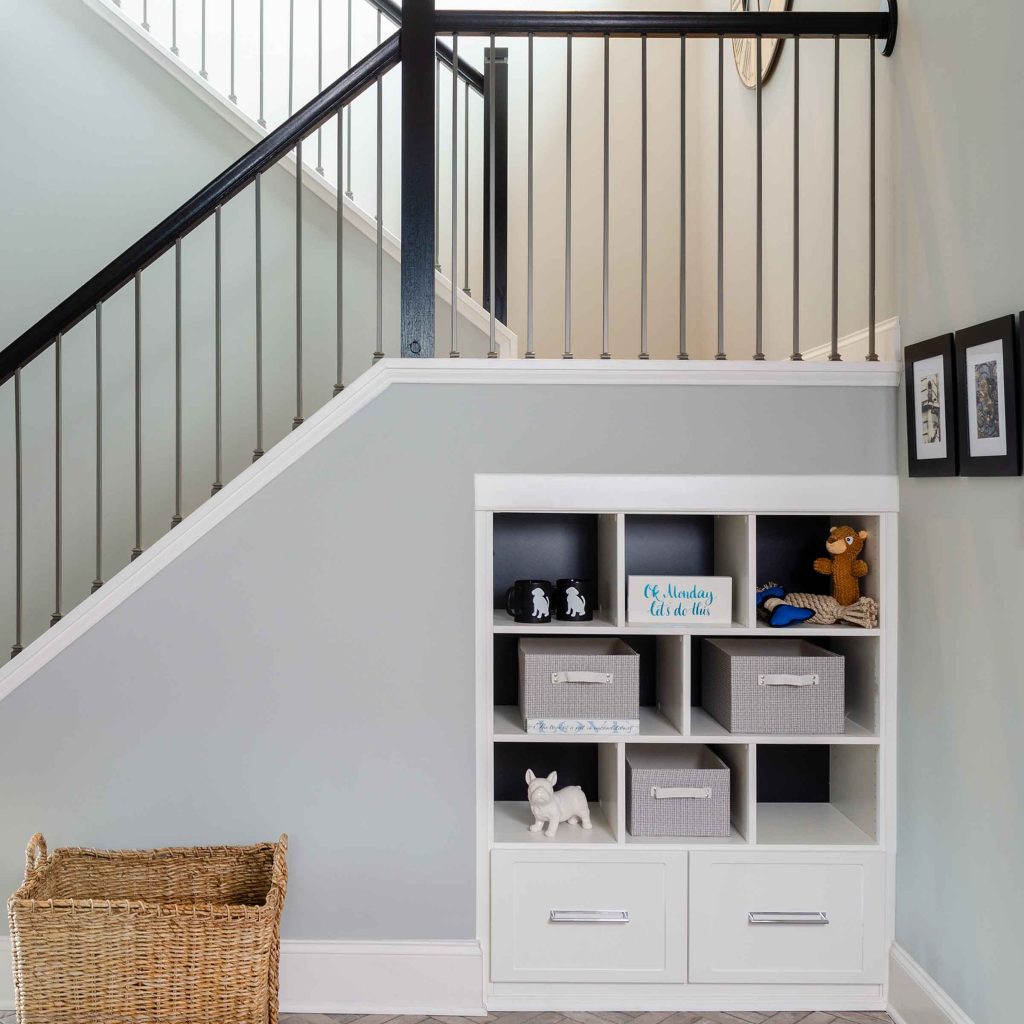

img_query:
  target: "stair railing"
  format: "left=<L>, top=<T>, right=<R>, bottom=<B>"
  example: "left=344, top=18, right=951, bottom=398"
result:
left=428, top=5, right=898, bottom=361
left=2, top=35, right=400, bottom=657
left=2, top=3, right=900, bottom=661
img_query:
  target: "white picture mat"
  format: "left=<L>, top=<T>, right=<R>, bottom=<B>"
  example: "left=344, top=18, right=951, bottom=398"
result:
left=965, top=338, right=1007, bottom=458
left=913, top=353, right=947, bottom=461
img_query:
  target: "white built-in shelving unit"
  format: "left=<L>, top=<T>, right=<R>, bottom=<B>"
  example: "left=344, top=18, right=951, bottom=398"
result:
left=475, top=475, right=897, bottom=1013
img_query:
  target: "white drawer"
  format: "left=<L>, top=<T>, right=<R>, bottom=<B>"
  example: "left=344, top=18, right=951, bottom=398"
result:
left=491, top=850, right=687, bottom=983
left=689, top=851, right=885, bottom=984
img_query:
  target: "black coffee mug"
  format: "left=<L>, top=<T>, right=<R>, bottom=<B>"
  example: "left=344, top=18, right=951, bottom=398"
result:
left=505, top=579, right=554, bottom=623
left=556, top=578, right=594, bottom=621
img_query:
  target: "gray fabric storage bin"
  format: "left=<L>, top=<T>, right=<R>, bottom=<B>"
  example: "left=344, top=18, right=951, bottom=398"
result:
left=518, top=638, right=640, bottom=735
left=626, top=746, right=731, bottom=837
left=702, top=638, right=845, bottom=735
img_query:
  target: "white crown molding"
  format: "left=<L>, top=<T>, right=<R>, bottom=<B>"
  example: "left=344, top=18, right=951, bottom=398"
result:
left=0, top=936, right=484, bottom=1015
left=76, top=0, right=517, bottom=357
left=0, top=358, right=897, bottom=705
left=888, top=943, right=978, bottom=1024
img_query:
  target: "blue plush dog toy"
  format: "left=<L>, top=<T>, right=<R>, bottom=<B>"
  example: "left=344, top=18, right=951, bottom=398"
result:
left=756, top=581, right=815, bottom=627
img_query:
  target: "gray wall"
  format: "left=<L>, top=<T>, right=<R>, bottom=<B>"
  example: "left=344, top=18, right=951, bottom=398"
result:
left=892, top=3, right=1024, bottom=1022
left=0, top=0, right=494, bottom=657
left=0, top=381, right=896, bottom=939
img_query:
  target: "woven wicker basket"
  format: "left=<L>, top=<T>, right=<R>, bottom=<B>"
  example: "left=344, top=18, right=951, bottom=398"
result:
left=8, top=832, right=288, bottom=1024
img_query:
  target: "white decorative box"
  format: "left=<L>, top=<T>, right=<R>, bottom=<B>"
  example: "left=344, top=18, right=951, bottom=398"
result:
left=627, top=575, right=733, bottom=624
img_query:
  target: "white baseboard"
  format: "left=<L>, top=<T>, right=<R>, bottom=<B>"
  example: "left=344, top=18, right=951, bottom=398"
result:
left=0, top=936, right=484, bottom=1015
left=888, top=943, right=977, bottom=1024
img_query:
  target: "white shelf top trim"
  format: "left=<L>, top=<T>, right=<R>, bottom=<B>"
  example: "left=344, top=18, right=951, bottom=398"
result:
left=476, top=474, right=899, bottom=513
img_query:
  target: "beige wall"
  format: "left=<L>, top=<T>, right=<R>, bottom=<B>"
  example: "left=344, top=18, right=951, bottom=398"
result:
left=446, top=0, right=895, bottom=360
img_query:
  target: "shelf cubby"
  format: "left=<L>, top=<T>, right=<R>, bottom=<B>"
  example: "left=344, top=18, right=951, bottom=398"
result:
left=688, top=633, right=882, bottom=742
left=622, top=742, right=754, bottom=846
left=492, top=512, right=619, bottom=627
left=624, top=514, right=750, bottom=627
left=493, top=742, right=619, bottom=846
left=754, top=514, right=881, bottom=631
left=755, top=743, right=879, bottom=846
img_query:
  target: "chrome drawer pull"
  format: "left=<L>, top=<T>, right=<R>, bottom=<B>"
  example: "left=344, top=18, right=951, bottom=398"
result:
left=549, top=909, right=629, bottom=924
left=748, top=911, right=829, bottom=925
left=758, top=673, right=819, bottom=687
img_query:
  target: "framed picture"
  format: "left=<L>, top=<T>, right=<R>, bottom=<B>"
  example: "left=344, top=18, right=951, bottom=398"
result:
left=904, top=334, right=957, bottom=477
left=954, top=315, right=1021, bottom=476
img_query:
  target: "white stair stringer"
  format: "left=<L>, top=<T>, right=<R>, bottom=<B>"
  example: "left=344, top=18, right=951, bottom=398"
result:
left=77, top=0, right=517, bottom=358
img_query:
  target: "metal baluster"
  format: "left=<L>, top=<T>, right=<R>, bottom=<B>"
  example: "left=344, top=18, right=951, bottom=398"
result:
left=133, top=271, right=143, bottom=557
left=229, top=0, right=237, bottom=102
left=867, top=40, right=877, bottom=361
left=601, top=34, right=609, bottom=359
left=374, top=73, right=384, bottom=363
left=294, top=142, right=304, bottom=427
left=716, top=35, right=725, bottom=359
left=830, top=35, right=841, bottom=361
left=335, top=112, right=345, bottom=394
left=679, top=34, right=687, bottom=359
left=792, top=37, right=801, bottom=360
left=171, top=0, right=178, bottom=54
left=51, top=334, right=62, bottom=626
left=92, top=302, right=104, bottom=592
left=258, top=0, right=266, bottom=126
left=435, top=57, right=441, bottom=271
left=639, top=34, right=648, bottom=359
left=316, top=0, right=325, bottom=174
left=11, top=368, right=23, bottom=656
left=754, top=35, right=764, bottom=360
left=254, top=175, right=265, bottom=458
left=450, top=35, right=460, bottom=357
left=213, top=206, right=223, bottom=492
left=200, top=0, right=208, bottom=78
left=527, top=33, right=535, bottom=357
left=288, top=0, right=295, bottom=117
left=488, top=34, right=497, bottom=357
left=463, top=79, right=470, bottom=296
left=377, top=9, right=382, bottom=43
left=172, top=239, right=183, bottom=527
left=563, top=35, right=572, bottom=359
left=345, top=0, right=353, bottom=197
left=142, top=0, right=149, bottom=32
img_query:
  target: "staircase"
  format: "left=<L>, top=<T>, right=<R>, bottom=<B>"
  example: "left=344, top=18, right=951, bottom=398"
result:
left=0, top=1, right=898, bottom=661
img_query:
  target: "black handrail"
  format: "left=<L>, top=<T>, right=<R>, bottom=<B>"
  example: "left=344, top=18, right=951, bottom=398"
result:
left=0, top=34, right=401, bottom=388
left=436, top=8, right=897, bottom=54
left=363, top=0, right=485, bottom=94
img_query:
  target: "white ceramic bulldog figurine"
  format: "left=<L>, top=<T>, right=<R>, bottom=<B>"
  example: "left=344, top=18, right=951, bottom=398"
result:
left=525, top=769, right=592, bottom=838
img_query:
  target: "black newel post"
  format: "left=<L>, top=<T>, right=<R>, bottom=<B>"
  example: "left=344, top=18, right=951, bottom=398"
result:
left=400, top=0, right=436, bottom=356
left=483, top=46, right=508, bottom=325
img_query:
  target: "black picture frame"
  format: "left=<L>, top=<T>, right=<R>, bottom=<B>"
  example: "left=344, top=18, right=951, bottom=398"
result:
left=954, top=315, right=1021, bottom=477
left=904, top=334, right=957, bottom=478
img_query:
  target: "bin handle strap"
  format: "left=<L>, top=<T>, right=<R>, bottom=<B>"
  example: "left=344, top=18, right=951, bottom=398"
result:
left=551, top=671, right=612, bottom=685
left=758, top=673, right=819, bottom=687
left=24, top=833, right=48, bottom=882
left=651, top=786, right=712, bottom=800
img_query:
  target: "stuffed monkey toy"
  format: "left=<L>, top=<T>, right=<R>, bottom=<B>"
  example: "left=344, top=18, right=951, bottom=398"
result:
left=814, top=525, right=869, bottom=606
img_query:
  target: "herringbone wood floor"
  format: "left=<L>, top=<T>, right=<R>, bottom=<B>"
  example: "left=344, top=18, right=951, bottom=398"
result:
left=279, top=1012, right=892, bottom=1023
left=0, top=1011, right=892, bottom=1023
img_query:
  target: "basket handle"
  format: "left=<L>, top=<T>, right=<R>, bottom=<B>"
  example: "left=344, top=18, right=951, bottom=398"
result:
left=24, top=833, right=48, bottom=881
left=271, top=834, right=289, bottom=898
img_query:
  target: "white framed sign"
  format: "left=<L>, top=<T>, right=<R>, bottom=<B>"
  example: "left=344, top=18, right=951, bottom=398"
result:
left=627, top=576, right=733, bottom=624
